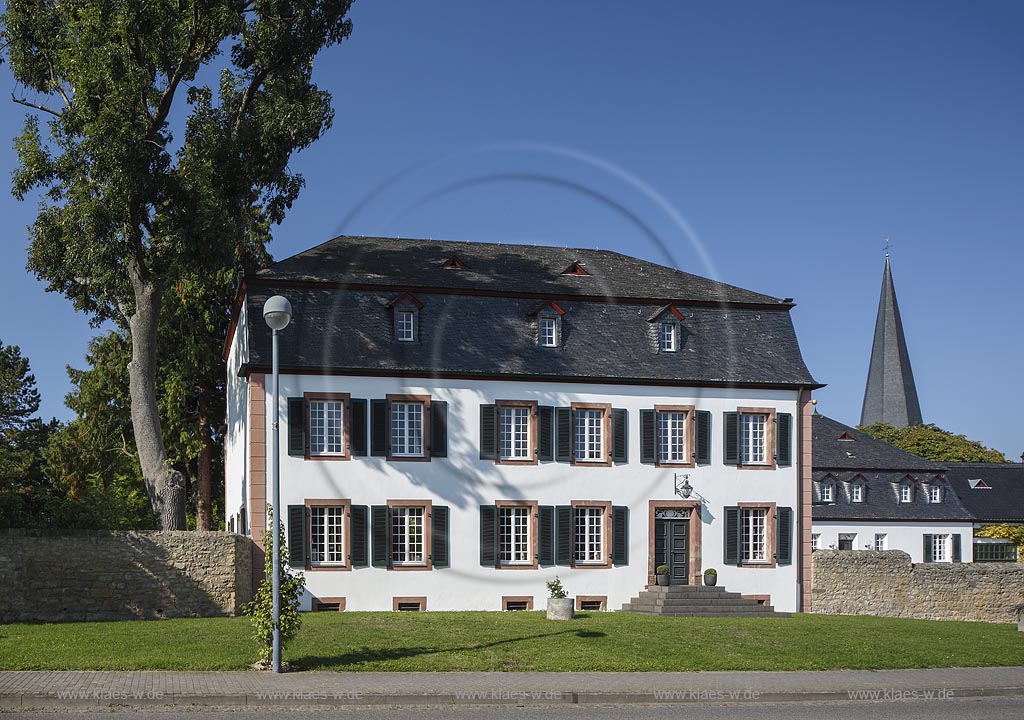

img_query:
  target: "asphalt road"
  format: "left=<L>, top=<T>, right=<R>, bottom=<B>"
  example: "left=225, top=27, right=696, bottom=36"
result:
left=2, top=697, right=1021, bottom=719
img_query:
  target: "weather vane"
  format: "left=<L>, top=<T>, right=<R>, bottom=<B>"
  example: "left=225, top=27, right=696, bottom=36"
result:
left=884, top=237, right=892, bottom=258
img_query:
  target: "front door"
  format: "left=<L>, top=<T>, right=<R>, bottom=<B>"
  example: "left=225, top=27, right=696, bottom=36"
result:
left=654, top=518, right=689, bottom=584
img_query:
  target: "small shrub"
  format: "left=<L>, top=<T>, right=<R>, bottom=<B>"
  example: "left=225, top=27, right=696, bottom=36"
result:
left=704, top=568, right=717, bottom=575
left=656, top=565, right=669, bottom=575
left=242, top=511, right=306, bottom=667
left=546, top=576, right=568, bottom=599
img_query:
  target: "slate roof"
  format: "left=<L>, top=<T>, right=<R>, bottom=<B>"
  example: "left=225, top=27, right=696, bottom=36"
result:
left=860, top=255, right=923, bottom=427
left=238, top=236, right=820, bottom=388
left=811, top=415, right=971, bottom=522
left=255, top=235, right=790, bottom=305
left=944, top=463, right=1024, bottom=523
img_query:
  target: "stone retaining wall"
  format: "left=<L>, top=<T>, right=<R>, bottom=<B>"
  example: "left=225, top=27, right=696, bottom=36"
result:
left=812, top=550, right=1024, bottom=623
left=0, top=529, right=253, bottom=623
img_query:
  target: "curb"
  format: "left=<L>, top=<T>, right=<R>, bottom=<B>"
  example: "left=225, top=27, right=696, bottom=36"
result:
left=4, top=685, right=1024, bottom=709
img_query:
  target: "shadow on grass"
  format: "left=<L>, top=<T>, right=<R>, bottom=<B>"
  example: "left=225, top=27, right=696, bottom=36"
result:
left=294, top=627, right=607, bottom=670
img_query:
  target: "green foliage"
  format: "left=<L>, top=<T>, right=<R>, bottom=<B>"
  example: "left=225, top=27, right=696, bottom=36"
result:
left=655, top=565, right=669, bottom=575
left=975, top=525, right=1024, bottom=563
left=857, top=423, right=1007, bottom=463
left=546, top=576, right=568, bottom=599
left=242, top=513, right=306, bottom=666
left=704, top=568, right=717, bottom=575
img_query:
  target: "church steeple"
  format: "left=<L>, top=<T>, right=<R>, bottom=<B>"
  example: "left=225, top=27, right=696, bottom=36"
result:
left=860, top=252, right=923, bottom=428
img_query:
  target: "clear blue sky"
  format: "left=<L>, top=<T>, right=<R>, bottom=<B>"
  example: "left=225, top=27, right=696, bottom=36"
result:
left=1, top=1, right=1022, bottom=458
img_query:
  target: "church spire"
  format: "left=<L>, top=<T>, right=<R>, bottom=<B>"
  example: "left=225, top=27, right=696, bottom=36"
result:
left=860, top=252, right=923, bottom=427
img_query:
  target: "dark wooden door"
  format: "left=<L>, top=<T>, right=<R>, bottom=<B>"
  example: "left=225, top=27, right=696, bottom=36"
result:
left=654, top=518, right=689, bottom=584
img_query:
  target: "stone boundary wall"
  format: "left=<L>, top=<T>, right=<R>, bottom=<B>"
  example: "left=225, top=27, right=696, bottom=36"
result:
left=812, top=550, right=1024, bottom=623
left=0, top=529, right=253, bottom=623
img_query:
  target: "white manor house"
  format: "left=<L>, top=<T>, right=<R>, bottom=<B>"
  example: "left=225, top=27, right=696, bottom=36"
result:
left=224, top=236, right=821, bottom=613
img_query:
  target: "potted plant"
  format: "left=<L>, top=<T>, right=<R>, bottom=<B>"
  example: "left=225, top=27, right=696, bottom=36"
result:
left=545, top=577, right=574, bottom=620
left=703, top=568, right=718, bottom=587
left=655, top=565, right=670, bottom=586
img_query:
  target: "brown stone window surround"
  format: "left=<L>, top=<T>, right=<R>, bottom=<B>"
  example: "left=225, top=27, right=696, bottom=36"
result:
left=304, top=392, right=351, bottom=461
left=570, top=402, right=612, bottom=467
left=737, top=407, right=777, bottom=470
left=495, top=400, right=539, bottom=466
left=576, top=596, right=607, bottom=611
left=737, top=501, right=778, bottom=569
left=312, top=597, right=347, bottom=611
left=654, top=404, right=695, bottom=468
left=387, top=499, right=433, bottom=571
left=392, top=596, right=426, bottom=611
left=647, top=500, right=702, bottom=586
left=387, top=394, right=432, bottom=462
left=502, top=596, right=534, bottom=611
left=494, top=500, right=539, bottom=569
left=303, top=499, right=352, bottom=571
left=570, top=500, right=613, bottom=568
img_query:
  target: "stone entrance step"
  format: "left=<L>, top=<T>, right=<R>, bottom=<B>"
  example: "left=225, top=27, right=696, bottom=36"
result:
left=619, top=584, right=791, bottom=618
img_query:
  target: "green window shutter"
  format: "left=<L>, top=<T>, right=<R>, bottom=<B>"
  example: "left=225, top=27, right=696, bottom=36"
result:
left=349, top=505, right=368, bottom=567
left=776, top=506, right=793, bottom=565
left=922, top=534, right=933, bottom=563
left=952, top=534, right=962, bottom=563
left=724, top=506, right=740, bottom=565
left=611, top=408, right=628, bottom=463
left=555, top=505, right=573, bottom=565
left=287, top=505, right=306, bottom=568
left=537, top=406, right=554, bottom=461
left=479, top=505, right=497, bottom=566
left=430, top=401, right=448, bottom=458
left=640, top=409, right=655, bottom=464
left=479, top=404, right=496, bottom=460
left=723, top=412, right=740, bottom=465
left=776, top=412, right=792, bottom=467
left=611, top=505, right=629, bottom=565
left=431, top=505, right=449, bottom=567
left=371, top=506, right=390, bottom=567
left=287, top=398, right=306, bottom=457
left=694, top=410, right=711, bottom=464
left=350, top=399, right=368, bottom=457
left=370, top=400, right=388, bottom=456
left=538, top=505, right=554, bottom=565
left=555, top=407, right=572, bottom=462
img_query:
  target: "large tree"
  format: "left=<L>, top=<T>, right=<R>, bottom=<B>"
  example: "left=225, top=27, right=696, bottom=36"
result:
left=0, top=340, right=51, bottom=526
left=858, top=423, right=1008, bottom=463
left=1, top=1, right=353, bottom=528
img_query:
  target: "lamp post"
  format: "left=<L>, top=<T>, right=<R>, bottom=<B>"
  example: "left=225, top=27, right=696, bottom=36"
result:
left=263, top=295, right=292, bottom=673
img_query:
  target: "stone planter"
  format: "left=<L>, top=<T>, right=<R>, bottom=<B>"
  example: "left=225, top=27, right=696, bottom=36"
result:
left=703, top=572, right=718, bottom=587
left=546, top=597, right=575, bottom=620
left=1016, top=607, right=1024, bottom=632
left=656, top=574, right=669, bottom=587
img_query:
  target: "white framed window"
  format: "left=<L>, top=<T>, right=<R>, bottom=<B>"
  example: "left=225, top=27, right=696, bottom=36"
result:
left=741, top=508, right=768, bottom=563
left=928, top=485, right=942, bottom=503
left=310, top=506, right=345, bottom=565
left=309, top=400, right=345, bottom=456
left=657, top=411, right=687, bottom=463
left=498, top=506, right=531, bottom=565
left=539, top=316, right=558, bottom=347
left=574, top=506, right=605, bottom=563
left=932, top=534, right=949, bottom=562
left=899, top=483, right=912, bottom=503
left=395, top=310, right=416, bottom=342
left=659, top=322, right=678, bottom=352
left=838, top=533, right=857, bottom=551
left=391, top=401, right=424, bottom=457
left=850, top=483, right=863, bottom=503
left=391, top=506, right=425, bottom=565
left=820, top=482, right=833, bottom=503
left=574, top=409, right=605, bottom=462
left=499, top=406, right=531, bottom=460
left=811, top=533, right=821, bottom=551
left=741, top=413, right=768, bottom=465
left=874, top=533, right=887, bottom=551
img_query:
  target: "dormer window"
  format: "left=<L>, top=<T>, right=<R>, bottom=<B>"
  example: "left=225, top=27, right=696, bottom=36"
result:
left=821, top=482, right=833, bottom=503
left=396, top=310, right=416, bottom=342
left=928, top=484, right=942, bottom=503
left=539, top=316, right=558, bottom=347
left=528, top=300, right=565, bottom=348
left=659, top=322, right=678, bottom=352
left=850, top=482, right=863, bottom=503
left=899, top=483, right=912, bottom=503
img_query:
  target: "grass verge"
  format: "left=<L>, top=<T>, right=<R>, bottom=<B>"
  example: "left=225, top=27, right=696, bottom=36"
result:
left=0, top=611, right=1021, bottom=671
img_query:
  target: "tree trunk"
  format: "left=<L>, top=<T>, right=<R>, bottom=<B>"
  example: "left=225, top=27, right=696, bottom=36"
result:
left=196, top=389, right=214, bottom=531
left=126, top=274, right=186, bottom=530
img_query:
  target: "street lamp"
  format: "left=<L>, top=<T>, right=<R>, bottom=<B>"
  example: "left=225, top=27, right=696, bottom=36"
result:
left=263, top=295, right=292, bottom=673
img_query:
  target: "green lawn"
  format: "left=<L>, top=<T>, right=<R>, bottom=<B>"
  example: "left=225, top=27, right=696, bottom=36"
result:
left=0, top=612, right=1021, bottom=671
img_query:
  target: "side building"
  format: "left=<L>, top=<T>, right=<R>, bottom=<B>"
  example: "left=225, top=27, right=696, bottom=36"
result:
left=945, top=461, right=1024, bottom=562
left=224, top=235, right=821, bottom=612
left=811, top=414, right=973, bottom=562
